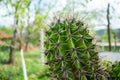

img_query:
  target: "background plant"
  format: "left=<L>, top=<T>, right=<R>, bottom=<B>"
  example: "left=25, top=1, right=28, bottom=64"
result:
left=103, top=61, right=120, bottom=78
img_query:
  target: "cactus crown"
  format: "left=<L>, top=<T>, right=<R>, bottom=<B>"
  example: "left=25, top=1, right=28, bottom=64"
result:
left=45, top=17, right=107, bottom=80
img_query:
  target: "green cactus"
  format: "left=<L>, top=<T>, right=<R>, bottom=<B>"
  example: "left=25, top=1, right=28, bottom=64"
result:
left=45, top=18, right=107, bottom=80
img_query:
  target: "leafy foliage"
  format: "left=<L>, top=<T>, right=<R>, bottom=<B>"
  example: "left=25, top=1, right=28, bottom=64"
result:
left=104, top=61, right=120, bottom=77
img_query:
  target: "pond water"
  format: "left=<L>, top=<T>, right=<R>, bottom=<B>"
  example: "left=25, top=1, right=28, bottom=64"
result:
left=98, top=52, right=120, bottom=62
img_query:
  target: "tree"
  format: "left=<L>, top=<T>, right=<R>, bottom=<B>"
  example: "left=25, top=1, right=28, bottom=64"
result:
left=2, top=0, right=31, bottom=63
left=6, top=0, right=20, bottom=64
left=18, top=0, right=32, bottom=50
left=107, top=3, right=112, bottom=51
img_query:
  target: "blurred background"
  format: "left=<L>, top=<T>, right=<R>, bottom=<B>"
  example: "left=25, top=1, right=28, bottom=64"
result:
left=0, top=0, right=120, bottom=80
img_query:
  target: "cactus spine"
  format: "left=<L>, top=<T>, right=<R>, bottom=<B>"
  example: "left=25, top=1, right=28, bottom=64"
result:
left=45, top=18, right=107, bottom=80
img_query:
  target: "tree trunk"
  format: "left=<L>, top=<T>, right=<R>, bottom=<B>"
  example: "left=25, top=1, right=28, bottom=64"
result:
left=8, top=46, right=14, bottom=63
left=8, top=14, right=18, bottom=63
left=25, top=5, right=30, bottom=51
left=25, top=41, right=29, bottom=51
left=8, top=0, right=21, bottom=64
left=114, top=33, right=117, bottom=51
left=19, top=26, right=23, bottom=50
left=107, top=3, right=112, bottom=51
left=8, top=29, right=17, bottom=64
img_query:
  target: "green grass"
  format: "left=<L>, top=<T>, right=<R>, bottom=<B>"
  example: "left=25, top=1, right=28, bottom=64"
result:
left=0, top=48, right=50, bottom=80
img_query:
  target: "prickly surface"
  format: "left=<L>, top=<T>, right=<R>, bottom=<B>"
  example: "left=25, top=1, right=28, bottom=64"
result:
left=45, top=18, right=107, bottom=80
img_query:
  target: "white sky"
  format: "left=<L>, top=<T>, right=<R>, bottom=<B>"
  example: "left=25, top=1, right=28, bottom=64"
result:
left=87, top=0, right=120, bottom=30
left=0, top=0, right=120, bottom=30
